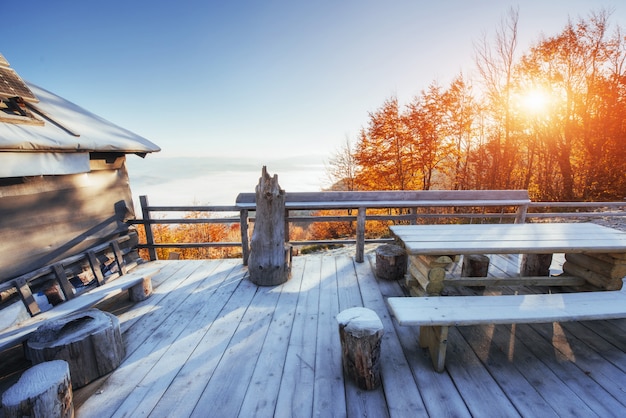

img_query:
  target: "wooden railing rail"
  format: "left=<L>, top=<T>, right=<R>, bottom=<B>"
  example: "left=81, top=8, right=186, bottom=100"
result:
left=131, top=194, right=626, bottom=265
left=126, top=196, right=244, bottom=261
left=527, top=201, right=626, bottom=218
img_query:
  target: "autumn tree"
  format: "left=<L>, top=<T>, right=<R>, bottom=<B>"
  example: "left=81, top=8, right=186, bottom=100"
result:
left=325, top=136, right=358, bottom=191
left=474, top=7, right=521, bottom=189
left=354, top=96, right=418, bottom=190
left=441, top=74, right=479, bottom=190
left=404, top=82, right=456, bottom=190
left=516, top=9, right=626, bottom=200
left=331, top=7, right=626, bottom=203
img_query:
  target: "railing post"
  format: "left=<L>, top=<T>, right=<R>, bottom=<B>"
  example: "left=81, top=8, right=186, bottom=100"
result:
left=515, top=204, right=528, bottom=224
left=356, top=207, right=366, bottom=263
left=284, top=208, right=290, bottom=245
left=240, top=209, right=250, bottom=265
left=140, top=195, right=157, bottom=261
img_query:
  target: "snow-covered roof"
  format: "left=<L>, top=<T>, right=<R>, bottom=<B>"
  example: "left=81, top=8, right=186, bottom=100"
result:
left=0, top=82, right=160, bottom=155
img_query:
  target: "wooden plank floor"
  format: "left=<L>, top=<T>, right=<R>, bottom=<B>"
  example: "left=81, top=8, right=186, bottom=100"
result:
left=2, top=253, right=625, bottom=417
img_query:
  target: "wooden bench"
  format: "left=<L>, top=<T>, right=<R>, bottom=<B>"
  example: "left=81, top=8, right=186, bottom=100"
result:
left=0, top=265, right=159, bottom=353
left=0, top=234, right=140, bottom=318
left=387, top=279, right=626, bottom=372
left=236, top=190, right=530, bottom=263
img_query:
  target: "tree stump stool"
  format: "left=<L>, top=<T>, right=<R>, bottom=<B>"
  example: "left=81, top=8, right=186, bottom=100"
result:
left=521, top=253, right=553, bottom=276
left=26, top=308, right=125, bottom=389
left=2, top=360, right=73, bottom=418
left=461, top=254, right=490, bottom=277
left=336, top=307, right=384, bottom=390
left=375, top=244, right=407, bottom=280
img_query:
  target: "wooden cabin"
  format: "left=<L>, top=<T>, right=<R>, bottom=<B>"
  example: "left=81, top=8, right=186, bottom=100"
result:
left=0, top=54, right=159, bottom=326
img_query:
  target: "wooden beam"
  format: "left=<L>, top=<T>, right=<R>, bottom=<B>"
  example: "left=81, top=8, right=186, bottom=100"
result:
left=53, top=264, right=74, bottom=301
left=443, top=275, right=586, bottom=287
left=87, top=251, right=105, bottom=286
left=15, top=278, right=40, bottom=317
left=110, top=241, right=127, bottom=275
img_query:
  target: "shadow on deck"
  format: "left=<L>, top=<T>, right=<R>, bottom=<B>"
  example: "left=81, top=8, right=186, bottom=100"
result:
left=1, top=252, right=625, bottom=417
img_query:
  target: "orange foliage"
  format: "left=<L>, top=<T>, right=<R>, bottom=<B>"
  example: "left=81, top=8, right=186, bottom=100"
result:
left=332, top=10, right=626, bottom=201
left=135, top=212, right=243, bottom=261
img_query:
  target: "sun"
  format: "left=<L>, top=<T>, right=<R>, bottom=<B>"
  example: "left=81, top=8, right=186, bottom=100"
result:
left=517, top=87, right=551, bottom=117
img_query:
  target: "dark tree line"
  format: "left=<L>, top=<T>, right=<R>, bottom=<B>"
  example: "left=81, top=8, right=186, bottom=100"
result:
left=327, top=9, right=626, bottom=201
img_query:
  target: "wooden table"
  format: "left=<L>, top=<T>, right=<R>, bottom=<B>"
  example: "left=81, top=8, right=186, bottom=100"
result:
left=390, top=223, right=626, bottom=295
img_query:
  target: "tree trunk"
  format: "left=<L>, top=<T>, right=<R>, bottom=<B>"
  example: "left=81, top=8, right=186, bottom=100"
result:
left=26, top=309, right=125, bottom=389
left=337, top=307, right=384, bottom=390
left=248, top=166, right=292, bottom=286
left=521, top=254, right=553, bottom=276
left=2, top=360, right=73, bottom=418
left=461, top=254, right=490, bottom=277
left=375, top=244, right=407, bottom=280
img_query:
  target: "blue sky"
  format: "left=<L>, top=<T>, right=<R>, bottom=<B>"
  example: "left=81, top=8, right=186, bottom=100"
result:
left=3, top=0, right=624, bottom=164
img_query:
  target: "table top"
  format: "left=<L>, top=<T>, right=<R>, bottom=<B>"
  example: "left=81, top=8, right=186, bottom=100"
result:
left=389, top=222, right=626, bottom=255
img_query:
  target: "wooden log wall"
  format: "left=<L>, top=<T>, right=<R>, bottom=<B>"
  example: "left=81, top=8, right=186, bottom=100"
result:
left=0, top=154, right=135, bottom=284
left=562, top=252, right=626, bottom=291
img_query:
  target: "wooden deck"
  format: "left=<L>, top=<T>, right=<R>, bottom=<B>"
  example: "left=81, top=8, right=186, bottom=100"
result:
left=2, top=252, right=626, bottom=417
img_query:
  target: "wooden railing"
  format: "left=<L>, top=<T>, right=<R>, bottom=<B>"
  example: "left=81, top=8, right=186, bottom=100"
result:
left=130, top=194, right=626, bottom=264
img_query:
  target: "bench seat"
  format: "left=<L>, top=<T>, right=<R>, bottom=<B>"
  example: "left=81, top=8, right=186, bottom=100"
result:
left=0, top=265, right=159, bottom=353
left=387, top=279, right=626, bottom=372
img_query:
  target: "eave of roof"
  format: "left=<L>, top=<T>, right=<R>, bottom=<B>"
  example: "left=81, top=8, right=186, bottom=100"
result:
left=0, top=83, right=161, bottom=155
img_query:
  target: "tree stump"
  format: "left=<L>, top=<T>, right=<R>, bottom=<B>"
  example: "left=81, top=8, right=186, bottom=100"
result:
left=128, top=276, right=153, bottom=302
left=521, top=253, right=553, bottom=276
left=461, top=254, right=490, bottom=277
left=26, top=309, right=125, bottom=389
left=2, top=360, right=73, bottom=418
left=248, top=166, right=292, bottom=286
left=336, top=307, right=384, bottom=390
left=375, top=244, right=407, bottom=280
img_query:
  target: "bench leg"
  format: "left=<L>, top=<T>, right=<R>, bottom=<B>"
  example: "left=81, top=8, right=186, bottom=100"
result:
left=419, top=325, right=449, bottom=372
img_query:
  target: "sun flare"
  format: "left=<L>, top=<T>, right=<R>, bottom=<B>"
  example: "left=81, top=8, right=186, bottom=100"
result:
left=518, top=87, right=550, bottom=116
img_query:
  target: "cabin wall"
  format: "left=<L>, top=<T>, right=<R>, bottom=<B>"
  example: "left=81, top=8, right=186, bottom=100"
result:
left=0, top=155, right=136, bottom=283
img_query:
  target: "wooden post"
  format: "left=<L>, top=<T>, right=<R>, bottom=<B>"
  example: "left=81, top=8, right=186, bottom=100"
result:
left=2, top=360, right=73, bottom=418
left=240, top=209, right=250, bottom=265
left=248, top=167, right=292, bottom=286
left=355, top=207, right=366, bottom=263
left=26, top=309, right=125, bottom=389
left=515, top=204, right=528, bottom=223
left=336, top=307, right=384, bottom=390
left=375, top=244, right=407, bottom=280
left=419, top=325, right=449, bottom=373
left=140, top=195, right=158, bottom=261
